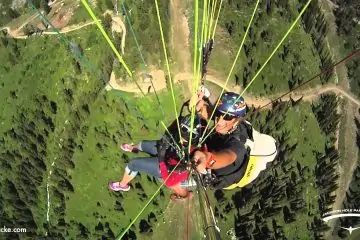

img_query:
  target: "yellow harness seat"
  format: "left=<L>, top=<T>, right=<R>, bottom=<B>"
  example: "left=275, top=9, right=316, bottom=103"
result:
left=223, top=125, right=278, bottom=189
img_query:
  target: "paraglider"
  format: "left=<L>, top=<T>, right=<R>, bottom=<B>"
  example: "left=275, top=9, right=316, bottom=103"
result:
left=191, top=89, right=279, bottom=189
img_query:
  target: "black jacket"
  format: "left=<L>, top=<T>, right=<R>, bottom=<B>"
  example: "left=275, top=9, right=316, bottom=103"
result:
left=205, top=121, right=253, bottom=189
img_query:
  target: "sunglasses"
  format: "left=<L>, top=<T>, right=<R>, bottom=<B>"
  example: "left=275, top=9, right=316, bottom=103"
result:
left=213, top=110, right=237, bottom=121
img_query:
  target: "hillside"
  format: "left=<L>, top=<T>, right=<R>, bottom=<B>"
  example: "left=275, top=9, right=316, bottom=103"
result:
left=0, top=0, right=359, bottom=239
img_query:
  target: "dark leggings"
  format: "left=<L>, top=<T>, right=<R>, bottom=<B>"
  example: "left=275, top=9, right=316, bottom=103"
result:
left=125, top=140, right=161, bottom=178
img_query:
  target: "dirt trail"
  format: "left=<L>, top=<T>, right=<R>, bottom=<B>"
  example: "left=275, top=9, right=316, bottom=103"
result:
left=106, top=68, right=167, bottom=93
left=42, top=20, right=96, bottom=34
left=0, top=12, right=41, bottom=38
left=107, top=69, right=360, bottom=108
left=112, top=16, right=126, bottom=54
left=104, top=10, right=127, bottom=55
left=1, top=10, right=127, bottom=51
left=170, top=0, right=192, bottom=91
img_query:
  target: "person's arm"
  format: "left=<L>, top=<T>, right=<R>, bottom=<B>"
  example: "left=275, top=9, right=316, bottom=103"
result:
left=206, top=150, right=237, bottom=169
left=190, top=87, right=214, bottom=120
left=193, top=149, right=237, bottom=170
left=193, top=140, right=246, bottom=171
left=196, top=100, right=214, bottom=120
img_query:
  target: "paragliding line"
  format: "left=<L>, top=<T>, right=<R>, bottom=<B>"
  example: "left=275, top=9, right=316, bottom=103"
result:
left=194, top=170, right=221, bottom=239
left=202, top=0, right=210, bottom=45
left=208, top=0, right=217, bottom=41
left=200, top=0, right=313, bottom=145
left=120, top=0, right=147, bottom=67
left=189, top=0, right=206, bottom=152
left=154, top=0, right=184, bottom=151
left=199, top=0, right=260, bottom=144
left=185, top=168, right=194, bottom=240
left=80, top=0, right=132, bottom=76
left=120, top=0, right=165, bottom=119
left=115, top=157, right=186, bottom=239
left=188, top=0, right=200, bottom=153
left=211, top=0, right=223, bottom=39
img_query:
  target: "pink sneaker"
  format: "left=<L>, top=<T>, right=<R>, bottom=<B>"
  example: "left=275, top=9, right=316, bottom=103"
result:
left=108, top=182, right=130, bottom=192
left=120, top=143, right=139, bottom=153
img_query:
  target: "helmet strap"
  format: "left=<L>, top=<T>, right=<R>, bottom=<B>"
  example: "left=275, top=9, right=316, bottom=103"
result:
left=226, top=118, right=241, bottom=134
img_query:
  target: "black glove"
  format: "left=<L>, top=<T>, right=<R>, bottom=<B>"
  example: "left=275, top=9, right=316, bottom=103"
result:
left=156, top=139, right=168, bottom=162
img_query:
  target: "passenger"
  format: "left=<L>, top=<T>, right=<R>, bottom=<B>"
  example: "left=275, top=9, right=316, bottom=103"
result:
left=108, top=114, right=207, bottom=201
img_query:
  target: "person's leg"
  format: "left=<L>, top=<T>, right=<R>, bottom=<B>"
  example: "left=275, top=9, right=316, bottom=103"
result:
left=121, top=140, right=158, bottom=155
left=138, top=140, right=158, bottom=155
left=109, top=156, right=161, bottom=191
left=119, top=166, right=138, bottom=186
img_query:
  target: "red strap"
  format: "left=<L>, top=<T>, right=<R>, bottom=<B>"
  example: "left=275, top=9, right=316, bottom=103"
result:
left=205, top=152, right=216, bottom=168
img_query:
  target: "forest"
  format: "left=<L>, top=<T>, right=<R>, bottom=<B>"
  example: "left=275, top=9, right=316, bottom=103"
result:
left=201, top=91, right=339, bottom=239
left=194, top=0, right=334, bottom=96
left=330, top=0, right=360, bottom=97
left=337, top=111, right=360, bottom=239
left=0, top=0, right=174, bottom=239
left=0, top=0, right=359, bottom=239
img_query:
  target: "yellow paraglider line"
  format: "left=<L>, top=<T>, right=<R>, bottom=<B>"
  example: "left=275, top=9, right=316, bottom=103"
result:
left=211, top=0, right=223, bottom=39
left=199, top=0, right=313, bottom=145
left=80, top=0, right=131, bottom=76
left=188, top=0, right=206, bottom=152
left=153, top=0, right=185, bottom=151
left=80, top=0, right=153, bottom=107
left=199, top=0, right=260, bottom=144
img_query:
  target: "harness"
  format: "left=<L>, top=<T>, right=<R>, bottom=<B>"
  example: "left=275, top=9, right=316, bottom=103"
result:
left=205, top=121, right=255, bottom=189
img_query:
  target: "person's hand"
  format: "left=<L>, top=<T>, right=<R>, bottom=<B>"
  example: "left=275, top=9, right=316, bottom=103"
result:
left=193, top=150, right=208, bottom=174
left=190, top=91, right=204, bottom=108
left=199, top=85, right=210, bottom=98
left=190, top=85, right=210, bottom=103
left=196, top=161, right=207, bottom=174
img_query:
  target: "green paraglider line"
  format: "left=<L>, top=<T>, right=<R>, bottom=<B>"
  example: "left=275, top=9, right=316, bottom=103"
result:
left=120, top=0, right=166, bottom=119
left=200, top=0, right=313, bottom=145
left=80, top=0, right=132, bottom=76
left=115, top=157, right=186, bottom=239
left=199, top=0, right=260, bottom=143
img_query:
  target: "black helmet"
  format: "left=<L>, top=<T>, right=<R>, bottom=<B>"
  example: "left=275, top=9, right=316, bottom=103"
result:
left=216, top=92, right=246, bottom=118
left=179, top=114, right=206, bottom=145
